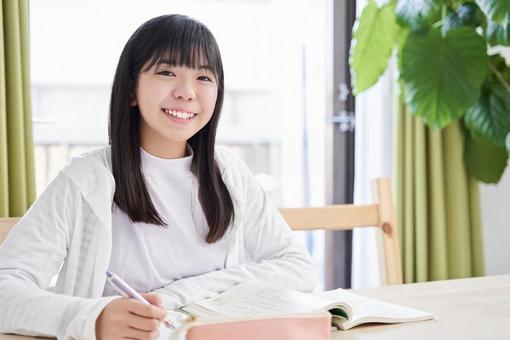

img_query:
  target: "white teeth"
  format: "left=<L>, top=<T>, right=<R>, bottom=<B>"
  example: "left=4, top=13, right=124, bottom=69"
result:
left=163, top=109, right=196, bottom=119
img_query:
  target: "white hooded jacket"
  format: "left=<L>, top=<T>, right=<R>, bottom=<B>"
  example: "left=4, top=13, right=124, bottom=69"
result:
left=0, top=146, right=316, bottom=339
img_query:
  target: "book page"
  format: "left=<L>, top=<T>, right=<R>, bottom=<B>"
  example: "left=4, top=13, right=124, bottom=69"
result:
left=315, top=288, right=432, bottom=329
left=157, top=323, right=174, bottom=340
left=183, top=281, right=432, bottom=331
left=188, top=282, right=331, bottom=317
left=156, top=309, right=193, bottom=340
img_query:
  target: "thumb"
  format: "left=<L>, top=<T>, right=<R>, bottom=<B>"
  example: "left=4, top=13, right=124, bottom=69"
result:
left=141, top=292, right=165, bottom=309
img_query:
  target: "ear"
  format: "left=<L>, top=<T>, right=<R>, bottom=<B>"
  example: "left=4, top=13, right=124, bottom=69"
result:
left=130, top=92, right=137, bottom=106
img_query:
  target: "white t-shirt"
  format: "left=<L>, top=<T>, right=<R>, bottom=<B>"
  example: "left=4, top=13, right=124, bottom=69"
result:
left=103, top=146, right=228, bottom=296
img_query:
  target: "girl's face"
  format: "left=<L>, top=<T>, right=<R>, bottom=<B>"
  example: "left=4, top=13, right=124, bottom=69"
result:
left=133, top=58, right=218, bottom=158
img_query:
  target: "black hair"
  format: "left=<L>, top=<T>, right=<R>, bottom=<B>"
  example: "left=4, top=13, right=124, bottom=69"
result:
left=109, top=14, right=234, bottom=243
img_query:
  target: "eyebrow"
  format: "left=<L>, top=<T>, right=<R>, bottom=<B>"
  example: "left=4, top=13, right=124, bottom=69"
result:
left=156, top=59, right=214, bottom=72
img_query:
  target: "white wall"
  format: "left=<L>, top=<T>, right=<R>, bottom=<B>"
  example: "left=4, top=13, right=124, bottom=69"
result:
left=481, top=169, right=510, bottom=275
left=481, top=47, right=510, bottom=275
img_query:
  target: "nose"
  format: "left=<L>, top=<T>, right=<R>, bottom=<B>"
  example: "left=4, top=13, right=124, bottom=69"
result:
left=173, top=80, right=195, bottom=101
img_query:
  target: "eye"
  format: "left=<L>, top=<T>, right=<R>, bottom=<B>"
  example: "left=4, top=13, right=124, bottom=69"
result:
left=198, top=76, right=213, bottom=82
left=157, top=71, right=174, bottom=76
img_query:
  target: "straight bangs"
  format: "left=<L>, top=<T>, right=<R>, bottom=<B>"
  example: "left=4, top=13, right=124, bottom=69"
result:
left=138, top=18, right=223, bottom=85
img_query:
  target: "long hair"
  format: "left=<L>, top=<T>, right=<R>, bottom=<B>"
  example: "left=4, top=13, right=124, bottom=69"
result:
left=109, top=14, right=234, bottom=243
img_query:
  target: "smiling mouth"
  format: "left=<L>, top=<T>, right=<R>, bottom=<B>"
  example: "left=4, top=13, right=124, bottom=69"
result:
left=161, top=108, right=197, bottom=120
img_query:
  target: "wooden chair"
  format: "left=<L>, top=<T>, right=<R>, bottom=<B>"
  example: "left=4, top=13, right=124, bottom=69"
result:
left=1, top=179, right=402, bottom=285
left=279, top=177, right=402, bottom=285
left=0, top=217, right=19, bottom=245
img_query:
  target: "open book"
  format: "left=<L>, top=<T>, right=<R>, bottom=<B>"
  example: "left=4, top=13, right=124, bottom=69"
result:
left=176, top=281, right=433, bottom=331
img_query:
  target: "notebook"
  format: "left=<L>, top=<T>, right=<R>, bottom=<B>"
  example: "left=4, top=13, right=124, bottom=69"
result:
left=158, top=308, right=331, bottom=340
left=158, top=281, right=433, bottom=339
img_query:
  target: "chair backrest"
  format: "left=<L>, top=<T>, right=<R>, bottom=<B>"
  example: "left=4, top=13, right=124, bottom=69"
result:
left=0, top=180, right=402, bottom=285
left=0, top=217, right=19, bottom=245
left=279, top=177, right=402, bottom=285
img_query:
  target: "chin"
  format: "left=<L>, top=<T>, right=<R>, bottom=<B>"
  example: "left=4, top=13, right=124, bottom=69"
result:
left=161, top=133, right=193, bottom=144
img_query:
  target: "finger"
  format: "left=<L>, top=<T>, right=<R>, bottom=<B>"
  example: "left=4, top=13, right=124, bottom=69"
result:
left=125, top=312, right=161, bottom=332
left=127, top=300, right=167, bottom=320
left=141, top=293, right=164, bottom=309
left=125, top=327, right=160, bottom=340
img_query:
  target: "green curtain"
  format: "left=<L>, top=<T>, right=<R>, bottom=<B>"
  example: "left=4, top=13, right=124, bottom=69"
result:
left=0, top=0, right=35, bottom=217
left=394, top=102, right=485, bottom=283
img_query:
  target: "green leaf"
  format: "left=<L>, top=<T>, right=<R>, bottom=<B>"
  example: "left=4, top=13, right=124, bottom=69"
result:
left=487, top=54, right=510, bottom=86
left=465, top=134, right=508, bottom=183
left=465, top=81, right=510, bottom=146
left=443, top=3, right=484, bottom=34
left=350, top=1, right=399, bottom=94
left=475, top=0, right=510, bottom=24
left=396, top=0, right=443, bottom=30
left=400, top=27, right=488, bottom=128
left=486, top=20, right=510, bottom=46
left=488, top=54, right=510, bottom=81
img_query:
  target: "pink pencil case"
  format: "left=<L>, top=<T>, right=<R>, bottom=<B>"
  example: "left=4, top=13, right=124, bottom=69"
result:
left=182, top=312, right=332, bottom=340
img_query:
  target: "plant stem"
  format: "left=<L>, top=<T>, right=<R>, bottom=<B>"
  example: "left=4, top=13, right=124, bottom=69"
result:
left=489, top=61, right=510, bottom=94
left=441, top=5, right=447, bottom=38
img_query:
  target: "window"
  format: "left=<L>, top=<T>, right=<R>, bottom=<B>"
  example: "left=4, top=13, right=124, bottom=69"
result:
left=30, top=0, right=329, bottom=288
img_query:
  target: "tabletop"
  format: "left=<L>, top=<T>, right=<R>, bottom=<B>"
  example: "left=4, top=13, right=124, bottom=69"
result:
left=331, top=274, right=510, bottom=340
left=1, top=274, right=509, bottom=340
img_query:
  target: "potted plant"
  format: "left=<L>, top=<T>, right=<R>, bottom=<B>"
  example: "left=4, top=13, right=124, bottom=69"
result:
left=350, top=0, right=510, bottom=183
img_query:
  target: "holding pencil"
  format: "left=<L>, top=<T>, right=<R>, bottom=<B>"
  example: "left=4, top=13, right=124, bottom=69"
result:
left=106, top=271, right=174, bottom=329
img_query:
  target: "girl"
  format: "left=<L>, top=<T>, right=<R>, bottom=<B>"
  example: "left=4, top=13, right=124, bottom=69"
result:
left=0, top=14, right=315, bottom=340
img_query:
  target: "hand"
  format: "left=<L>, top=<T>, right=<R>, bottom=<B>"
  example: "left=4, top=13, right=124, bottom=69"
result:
left=96, top=293, right=167, bottom=340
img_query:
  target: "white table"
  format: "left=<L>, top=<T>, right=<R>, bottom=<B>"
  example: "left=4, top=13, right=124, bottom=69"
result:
left=331, top=274, right=510, bottom=340
left=2, top=275, right=509, bottom=340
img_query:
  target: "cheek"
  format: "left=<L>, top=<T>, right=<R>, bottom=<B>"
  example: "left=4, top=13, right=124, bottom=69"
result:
left=196, top=90, right=218, bottom=127
left=203, top=88, right=218, bottom=115
left=137, top=81, right=165, bottom=112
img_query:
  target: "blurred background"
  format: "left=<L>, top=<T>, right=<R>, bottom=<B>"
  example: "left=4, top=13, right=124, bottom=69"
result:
left=29, top=0, right=331, bottom=288
left=2, top=0, right=506, bottom=290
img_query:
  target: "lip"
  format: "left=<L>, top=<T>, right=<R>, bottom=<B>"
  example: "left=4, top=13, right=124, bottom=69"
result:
left=162, top=107, right=197, bottom=115
left=161, top=108, right=197, bottom=124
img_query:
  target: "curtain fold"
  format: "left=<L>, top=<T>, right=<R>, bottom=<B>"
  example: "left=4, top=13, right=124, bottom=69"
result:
left=395, top=103, right=485, bottom=283
left=0, top=0, right=35, bottom=217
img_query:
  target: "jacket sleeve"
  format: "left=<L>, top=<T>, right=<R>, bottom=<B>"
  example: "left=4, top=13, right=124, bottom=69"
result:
left=153, top=156, right=317, bottom=310
left=0, top=173, right=117, bottom=339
